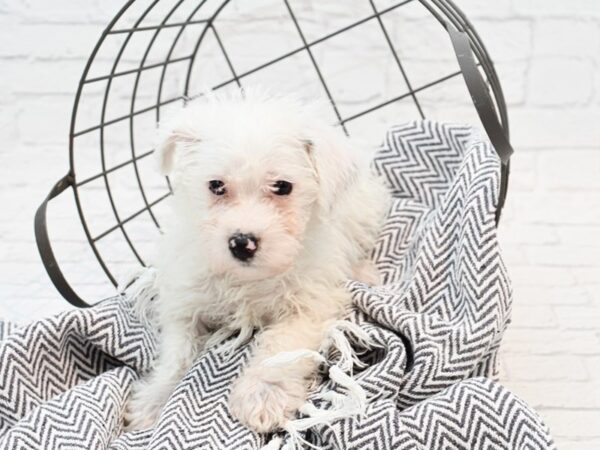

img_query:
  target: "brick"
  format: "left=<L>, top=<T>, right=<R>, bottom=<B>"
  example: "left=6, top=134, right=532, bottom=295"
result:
left=554, top=306, right=600, bottom=330
left=502, top=329, right=600, bottom=355
left=533, top=19, right=600, bottom=59
left=513, top=286, right=593, bottom=305
left=0, top=262, right=52, bottom=288
left=509, top=305, right=558, bottom=329
left=470, top=20, right=533, bottom=62
left=498, top=245, right=529, bottom=267
left=514, top=0, right=600, bottom=17
left=527, top=57, right=594, bottom=106
left=503, top=381, right=600, bottom=409
left=510, top=192, right=600, bottom=225
left=499, top=223, right=559, bottom=245
left=15, top=97, right=74, bottom=146
left=493, top=61, right=528, bottom=106
left=0, top=0, right=117, bottom=25
left=0, top=15, right=20, bottom=58
left=96, top=0, right=150, bottom=24
left=498, top=151, right=537, bottom=191
left=0, top=59, right=83, bottom=96
left=1, top=295, right=73, bottom=323
left=525, top=244, right=600, bottom=267
left=540, top=409, right=600, bottom=439
left=505, top=354, right=589, bottom=381
left=553, top=440, right=600, bottom=450
left=539, top=150, right=600, bottom=191
left=585, top=356, right=600, bottom=374
left=444, top=0, right=514, bottom=18
left=572, top=268, right=600, bottom=288
left=508, top=107, right=600, bottom=150
left=0, top=101, right=19, bottom=146
left=0, top=23, right=102, bottom=59
left=508, top=266, right=576, bottom=287
left=555, top=226, right=600, bottom=246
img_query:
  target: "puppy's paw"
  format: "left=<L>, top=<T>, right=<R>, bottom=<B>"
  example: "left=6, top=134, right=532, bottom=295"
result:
left=229, top=368, right=306, bottom=433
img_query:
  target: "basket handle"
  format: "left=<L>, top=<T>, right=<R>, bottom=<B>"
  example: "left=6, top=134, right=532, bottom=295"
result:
left=446, top=26, right=513, bottom=223
left=34, top=174, right=90, bottom=308
left=446, top=27, right=514, bottom=164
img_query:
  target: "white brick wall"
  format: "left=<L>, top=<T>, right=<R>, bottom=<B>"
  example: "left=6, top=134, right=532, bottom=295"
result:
left=0, top=1, right=599, bottom=447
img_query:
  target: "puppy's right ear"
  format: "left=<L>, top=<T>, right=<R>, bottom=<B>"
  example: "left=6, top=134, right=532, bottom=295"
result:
left=156, top=126, right=200, bottom=175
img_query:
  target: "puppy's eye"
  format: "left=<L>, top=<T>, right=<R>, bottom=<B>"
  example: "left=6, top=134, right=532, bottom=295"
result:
left=208, top=180, right=226, bottom=196
left=271, top=180, right=293, bottom=196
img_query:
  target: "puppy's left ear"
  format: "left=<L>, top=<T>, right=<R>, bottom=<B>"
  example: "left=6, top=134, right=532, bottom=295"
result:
left=305, top=127, right=359, bottom=212
left=155, top=126, right=200, bottom=175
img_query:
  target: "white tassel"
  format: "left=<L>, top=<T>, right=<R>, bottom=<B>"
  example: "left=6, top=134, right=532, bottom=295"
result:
left=327, top=366, right=367, bottom=412
left=281, top=440, right=298, bottom=450
left=329, top=320, right=376, bottom=351
left=275, top=321, right=376, bottom=449
left=262, top=350, right=326, bottom=368
left=282, top=364, right=368, bottom=449
left=319, top=320, right=377, bottom=373
left=282, top=422, right=322, bottom=450
left=311, top=391, right=348, bottom=410
left=260, top=436, right=283, bottom=450
left=326, top=328, right=362, bottom=372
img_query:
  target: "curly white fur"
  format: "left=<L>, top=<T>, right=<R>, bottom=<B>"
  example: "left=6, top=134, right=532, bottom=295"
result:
left=124, top=88, right=389, bottom=433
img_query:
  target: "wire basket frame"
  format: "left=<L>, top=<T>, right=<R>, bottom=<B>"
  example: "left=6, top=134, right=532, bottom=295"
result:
left=35, top=0, right=513, bottom=307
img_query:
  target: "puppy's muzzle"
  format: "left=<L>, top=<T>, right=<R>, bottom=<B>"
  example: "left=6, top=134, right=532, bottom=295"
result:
left=229, top=232, right=259, bottom=262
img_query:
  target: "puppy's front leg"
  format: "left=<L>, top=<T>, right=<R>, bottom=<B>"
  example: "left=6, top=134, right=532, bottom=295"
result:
left=229, top=316, right=327, bottom=433
left=124, top=317, right=207, bottom=430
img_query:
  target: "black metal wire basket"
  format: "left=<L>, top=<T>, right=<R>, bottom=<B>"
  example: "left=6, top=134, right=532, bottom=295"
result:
left=35, top=0, right=513, bottom=307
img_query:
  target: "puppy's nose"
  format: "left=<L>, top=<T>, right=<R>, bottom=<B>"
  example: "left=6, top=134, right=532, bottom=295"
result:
left=228, top=233, right=259, bottom=261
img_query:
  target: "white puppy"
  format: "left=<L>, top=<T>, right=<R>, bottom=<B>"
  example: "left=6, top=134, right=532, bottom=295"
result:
left=124, top=89, right=389, bottom=433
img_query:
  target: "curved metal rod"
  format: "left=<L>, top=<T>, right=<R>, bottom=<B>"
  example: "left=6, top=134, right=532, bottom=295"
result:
left=69, top=0, right=136, bottom=287
left=417, top=0, right=512, bottom=224
left=368, top=0, right=425, bottom=119
left=127, top=0, right=192, bottom=231
left=152, top=0, right=212, bottom=195
left=444, top=0, right=509, bottom=135
left=96, top=0, right=163, bottom=273
left=447, top=27, right=513, bottom=163
left=283, top=0, right=348, bottom=134
left=427, top=0, right=508, bottom=133
left=183, top=0, right=232, bottom=98
left=155, top=0, right=211, bottom=123
left=35, top=174, right=90, bottom=307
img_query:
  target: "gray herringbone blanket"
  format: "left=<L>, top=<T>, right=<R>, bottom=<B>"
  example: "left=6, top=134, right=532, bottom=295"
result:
left=0, top=121, right=555, bottom=449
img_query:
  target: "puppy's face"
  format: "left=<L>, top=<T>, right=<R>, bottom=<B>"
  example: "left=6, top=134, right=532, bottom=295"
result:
left=183, top=139, right=317, bottom=281
left=157, top=93, right=356, bottom=282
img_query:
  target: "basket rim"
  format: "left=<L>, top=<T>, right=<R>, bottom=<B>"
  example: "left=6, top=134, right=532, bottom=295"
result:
left=59, top=0, right=510, bottom=299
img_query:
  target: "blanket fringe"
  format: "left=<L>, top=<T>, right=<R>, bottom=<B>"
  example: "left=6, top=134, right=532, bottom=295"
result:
left=260, top=437, right=283, bottom=450
left=319, top=320, right=375, bottom=373
left=120, top=272, right=373, bottom=450
left=266, top=321, right=374, bottom=450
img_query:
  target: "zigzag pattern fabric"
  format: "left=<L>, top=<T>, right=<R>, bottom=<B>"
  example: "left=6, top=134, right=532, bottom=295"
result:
left=0, top=121, right=555, bottom=449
